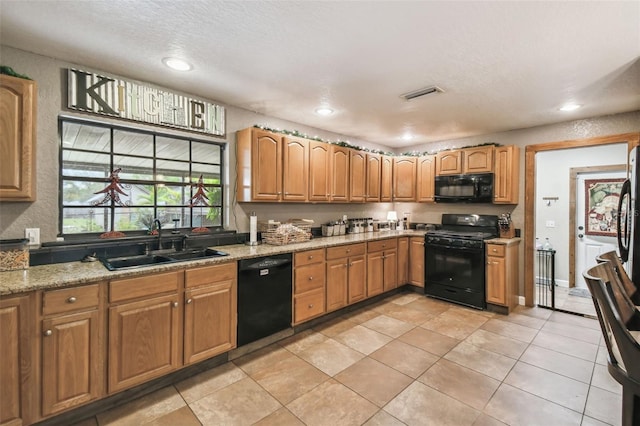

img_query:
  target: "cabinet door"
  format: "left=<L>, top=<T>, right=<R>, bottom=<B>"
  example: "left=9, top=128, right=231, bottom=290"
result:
left=366, top=153, right=381, bottom=202
left=409, top=237, right=425, bottom=287
left=417, top=155, right=435, bottom=202
left=397, top=237, right=409, bottom=285
left=283, top=137, right=308, bottom=202
left=0, top=75, right=36, bottom=202
left=252, top=130, right=282, bottom=201
left=393, top=157, right=417, bottom=201
left=367, top=252, right=384, bottom=297
left=383, top=250, right=398, bottom=291
left=184, top=280, right=236, bottom=365
left=436, top=150, right=462, bottom=175
left=486, top=256, right=506, bottom=305
left=0, top=295, right=33, bottom=426
left=326, top=259, right=348, bottom=312
left=350, top=150, right=366, bottom=202
left=348, top=255, right=367, bottom=304
left=463, top=146, right=493, bottom=174
left=330, top=145, right=350, bottom=202
left=494, top=145, right=520, bottom=204
left=309, top=141, right=331, bottom=202
left=380, top=155, right=393, bottom=202
left=42, top=310, right=102, bottom=417
left=108, top=294, right=181, bottom=393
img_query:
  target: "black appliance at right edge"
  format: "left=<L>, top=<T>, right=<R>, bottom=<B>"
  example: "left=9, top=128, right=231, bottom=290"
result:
left=617, top=146, right=639, bottom=284
left=434, top=173, right=494, bottom=203
left=424, top=214, right=499, bottom=309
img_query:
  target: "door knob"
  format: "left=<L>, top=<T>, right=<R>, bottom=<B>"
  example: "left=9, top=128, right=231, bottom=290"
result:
left=578, top=225, right=584, bottom=231
left=578, top=234, right=584, bottom=239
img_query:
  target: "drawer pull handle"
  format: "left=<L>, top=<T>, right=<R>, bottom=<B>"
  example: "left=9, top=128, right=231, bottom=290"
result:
left=67, top=296, right=77, bottom=303
left=492, top=248, right=497, bottom=252
left=186, top=298, right=193, bottom=304
left=172, top=302, right=179, bottom=308
left=44, top=329, right=52, bottom=336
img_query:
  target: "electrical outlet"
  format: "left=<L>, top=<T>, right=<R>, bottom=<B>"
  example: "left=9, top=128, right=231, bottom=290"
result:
left=545, top=220, right=556, bottom=228
left=25, top=228, right=40, bottom=245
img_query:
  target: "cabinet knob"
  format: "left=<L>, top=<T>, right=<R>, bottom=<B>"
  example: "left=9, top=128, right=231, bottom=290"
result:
left=309, top=255, right=313, bottom=259
left=186, top=298, right=193, bottom=304
left=492, top=248, right=497, bottom=252
left=349, top=262, right=354, bottom=266
left=308, top=304, right=314, bottom=308
left=44, top=329, right=52, bottom=336
left=487, top=261, right=491, bottom=265
left=308, top=276, right=313, bottom=281
left=346, top=249, right=351, bottom=253
left=67, top=296, right=77, bottom=303
left=172, top=301, right=179, bottom=308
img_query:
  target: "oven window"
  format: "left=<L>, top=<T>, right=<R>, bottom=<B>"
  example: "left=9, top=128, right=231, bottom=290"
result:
left=425, top=245, right=485, bottom=290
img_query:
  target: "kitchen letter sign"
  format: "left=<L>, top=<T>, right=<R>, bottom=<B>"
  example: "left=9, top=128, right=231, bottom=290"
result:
left=67, top=68, right=225, bottom=136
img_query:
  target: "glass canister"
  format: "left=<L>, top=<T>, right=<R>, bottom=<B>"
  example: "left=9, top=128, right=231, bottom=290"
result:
left=0, top=239, right=29, bottom=271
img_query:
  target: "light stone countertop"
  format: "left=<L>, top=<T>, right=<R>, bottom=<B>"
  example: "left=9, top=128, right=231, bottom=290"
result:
left=0, top=230, right=425, bottom=296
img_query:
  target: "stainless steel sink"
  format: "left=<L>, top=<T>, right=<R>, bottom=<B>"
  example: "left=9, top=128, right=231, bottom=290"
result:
left=100, top=248, right=229, bottom=270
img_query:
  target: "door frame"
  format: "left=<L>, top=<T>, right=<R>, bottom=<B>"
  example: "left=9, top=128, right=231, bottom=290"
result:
left=524, top=132, right=639, bottom=306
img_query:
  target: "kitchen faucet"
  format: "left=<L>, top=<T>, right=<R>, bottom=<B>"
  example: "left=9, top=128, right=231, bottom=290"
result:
left=153, top=218, right=163, bottom=250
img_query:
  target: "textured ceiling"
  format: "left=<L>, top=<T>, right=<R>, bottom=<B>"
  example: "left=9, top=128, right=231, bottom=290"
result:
left=1, top=1, right=639, bottom=147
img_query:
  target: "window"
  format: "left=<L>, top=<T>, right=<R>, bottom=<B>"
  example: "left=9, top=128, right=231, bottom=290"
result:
left=59, top=118, right=224, bottom=237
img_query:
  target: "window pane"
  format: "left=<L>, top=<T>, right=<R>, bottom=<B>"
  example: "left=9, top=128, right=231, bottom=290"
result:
left=63, top=152, right=111, bottom=177
left=157, top=207, right=187, bottom=228
left=156, top=185, right=190, bottom=206
left=157, top=136, right=189, bottom=161
left=62, top=122, right=110, bottom=152
left=192, top=142, right=220, bottom=164
left=193, top=207, right=221, bottom=227
left=125, top=184, right=155, bottom=206
left=62, top=180, right=114, bottom=206
left=192, top=163, right=220, bottom=178
left=114, top=207, right=155, bottom=231
left=156, top=159, right=190, bottom=182
left=208, top=186, right=222, bottom=206
left=113, top=130, right=153, bottom=156
left=62, top=207, right=108, bottom=234
left=114, top=156, right=154, bottom=180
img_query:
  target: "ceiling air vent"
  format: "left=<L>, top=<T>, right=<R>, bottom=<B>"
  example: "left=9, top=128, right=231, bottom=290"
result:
left=400, top=85, right=444, bottom=101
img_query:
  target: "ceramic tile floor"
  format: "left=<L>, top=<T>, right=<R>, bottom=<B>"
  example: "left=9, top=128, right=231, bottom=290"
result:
left=72, top=292, right=622, bottom=426
left=536, top=284, right=598, bottom=318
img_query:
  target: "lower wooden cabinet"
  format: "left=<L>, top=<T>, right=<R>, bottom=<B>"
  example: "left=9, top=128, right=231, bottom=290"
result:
left=397, top=237, right=409, bottom=285
left=409, top=237, right=425, bottom=287
left=326, top=243, right=366, bottom=308
left=293, top=249, right=326, bottom=324
left=367, top=239, right=397, bottom=296
left=486, top=240, right=520, bottom=312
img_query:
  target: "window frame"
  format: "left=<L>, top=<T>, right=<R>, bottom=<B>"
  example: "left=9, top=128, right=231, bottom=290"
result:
left=58, top=117, right=225, bottom=239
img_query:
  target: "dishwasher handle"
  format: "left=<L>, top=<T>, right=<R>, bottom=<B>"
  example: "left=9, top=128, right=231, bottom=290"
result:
left=239, top=256, right=292, bottom=271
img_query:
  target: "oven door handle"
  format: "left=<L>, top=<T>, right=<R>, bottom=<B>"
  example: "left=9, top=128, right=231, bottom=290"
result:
left=424, top=244, right=483, bottom=253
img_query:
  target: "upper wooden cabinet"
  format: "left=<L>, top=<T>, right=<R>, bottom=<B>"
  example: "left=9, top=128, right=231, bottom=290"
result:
left=393, top=157, right=417, bottom=201
left=282, top=136, right=308, bottom=202
left=416, top=155, right=436, bottom=202
left=493, top=145, right=520, bottom=204
left=380, top=155, right=393, bottom=202
left=350, top=149, right=366, bottom=202
left=366, top=153, right=381, bottom=202
left=0, top=75, right=37, bottom=202
left=309, top=141, right=331, bottom=202
left=330, top=145, right=350, bottom=202
left=236, top=128, right=282, bottom=201
left=436, top=146, right=494, bottom=175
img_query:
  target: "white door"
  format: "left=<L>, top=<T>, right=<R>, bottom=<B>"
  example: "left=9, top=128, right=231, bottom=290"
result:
left=575, top=170, right=626, bottom=288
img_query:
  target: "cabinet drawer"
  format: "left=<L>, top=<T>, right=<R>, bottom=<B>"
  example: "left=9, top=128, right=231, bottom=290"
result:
left=294, top=262, right=325, bottom=294
left=110, top=271, right=181, bottom=303
left=367, top=238, right=397, bottom=253
left=326, top=243, right=365, bottom=260
left=294, top=288, right=325, bottom=324
left=43, top=284, right=100, bottom=315
left=486, top=244, right=505, bottom=257
left=185, top=262, right=236, bottom=288
left=294, top=249, right=325, bottom=267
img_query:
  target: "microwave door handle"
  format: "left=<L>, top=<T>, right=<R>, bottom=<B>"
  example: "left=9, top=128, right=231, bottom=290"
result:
left=617, top=179, right=631, bottom=262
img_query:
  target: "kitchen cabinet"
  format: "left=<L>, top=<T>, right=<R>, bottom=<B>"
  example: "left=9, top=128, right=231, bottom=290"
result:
left=493, top=145, right=520, bottom=204
left=409, top=237, right=425, bottom=287
left=108, top=271, right=182, bottom=393
left=350, top=149, right=366, bottom=202
left=41, top=284, right=104, bottom=417
left=184, top=263, right=237, bottom=365
left=0, top=75, right=37, bottom=202
left=326, top=243, right=366, bottom=307
left=0, top=294, right=35, bottom=426
left=367, top=238, right=398, bottom=296
left=393, top=157, right=417, bottom=201
left=331, top=145, right=350, bottom=202
left=463, top=146, right=494, bottom=173
left=380, top=155, right=393, bottom=202
left=416, top=155, right=436, bottom=202
left=436, top=150, right=462, bottom=175
left=309, top=141, right=331, bottom=202
left=282, top=136, right=309, bottom=202
left=236, top=128, right=282, bottom=201
left=486, top=240, right=520, bottom=312
left=397, top=237, right=409, bottom=285
left=294, top=249, right=326, bottom=324
left=366, top=153, right=381, bottom=202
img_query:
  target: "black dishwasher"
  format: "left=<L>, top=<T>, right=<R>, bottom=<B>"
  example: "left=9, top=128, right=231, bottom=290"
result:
left=237, top=253, right=293, bottom=346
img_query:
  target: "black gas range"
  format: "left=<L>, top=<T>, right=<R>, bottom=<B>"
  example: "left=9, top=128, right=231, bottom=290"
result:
left=424, top=214, right=499, bottom=309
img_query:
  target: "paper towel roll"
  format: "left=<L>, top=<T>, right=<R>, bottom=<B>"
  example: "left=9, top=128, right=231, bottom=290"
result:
left=249, top=214, right=257, bottom=243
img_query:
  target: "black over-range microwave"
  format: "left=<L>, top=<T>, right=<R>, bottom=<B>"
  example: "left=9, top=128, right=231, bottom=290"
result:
left=434, top=172, right=494, bottom=203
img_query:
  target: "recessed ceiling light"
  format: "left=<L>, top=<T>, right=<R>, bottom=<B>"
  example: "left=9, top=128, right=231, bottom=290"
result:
left=315, top=107, right=334, bottom=116
left=559, top=103, right=582, bottom=112
left=162, top=57, right=192, bottom=71
left=402, top=134, right=413, bottom=141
